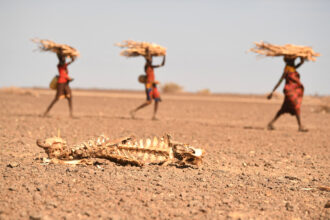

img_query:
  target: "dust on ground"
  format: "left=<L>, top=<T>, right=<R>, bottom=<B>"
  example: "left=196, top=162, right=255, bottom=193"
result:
left=0, top=89, right=329, bottom=219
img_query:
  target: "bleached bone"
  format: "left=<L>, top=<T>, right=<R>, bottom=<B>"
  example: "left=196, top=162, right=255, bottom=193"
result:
left=36, top=134, right=205, bottom=167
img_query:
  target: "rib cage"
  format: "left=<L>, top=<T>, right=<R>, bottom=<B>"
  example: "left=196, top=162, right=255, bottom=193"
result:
left=36, top=134, right=204, bottom=167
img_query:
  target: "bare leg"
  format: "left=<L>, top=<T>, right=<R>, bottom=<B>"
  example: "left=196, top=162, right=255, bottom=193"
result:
left=267, top=110, right=283, bottom=130
left=43, top=97, right=58, bottom=117
left=67, top=96, right=73, bottom=117
left=296, top=114, right=308, bottom=132
left=130, top=101, right=152, bottom=119
left=152, top=101, right=159, bottom=120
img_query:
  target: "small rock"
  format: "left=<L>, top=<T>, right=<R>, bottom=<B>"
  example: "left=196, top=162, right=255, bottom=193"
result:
left=325, top=200, right=330, bottom=208
left=301, top=178, right=309, bottom=183
left=264, top=162, right=274, bottom=168
left=304, top=155, right=311, bottom=159
left=227, top=212, right=245, bottom=219
left=29, top=215, right=41, bottom=220
left=265, top=191, right=272, bottom=197
left=285, top=202, right=294, bottom=211
left=7, top=162, right=19, bottom=168
left=285, top=176, right=300, bottom=181
left=33, top=194, right=41, bottom=202
left=46, top=201, right=57, bottom=209
left=108, top=213, right=121, bottom=220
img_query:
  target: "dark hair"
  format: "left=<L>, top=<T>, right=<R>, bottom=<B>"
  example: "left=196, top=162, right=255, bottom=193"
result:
left=57, top=53, right=66, bottom=65
left=284, top=56, right=296, bottom=66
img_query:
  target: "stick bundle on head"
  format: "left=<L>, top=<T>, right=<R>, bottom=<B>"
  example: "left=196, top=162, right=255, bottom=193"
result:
left=250, top=41, right=320, bottom=61
left=116, top=40, right=166, bottom=57
left=32, top=38, right=80, bottom=59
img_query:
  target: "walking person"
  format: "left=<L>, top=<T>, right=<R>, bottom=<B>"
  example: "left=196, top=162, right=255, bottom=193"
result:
left=43, top=52, right=75, bottom=117
left=267, top=56, right=308, bottom=132
left=130, top=48, right=166, bottom=120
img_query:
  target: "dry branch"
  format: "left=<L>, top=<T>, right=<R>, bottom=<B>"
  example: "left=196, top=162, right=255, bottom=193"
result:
left=250, top=41, right=320, bottom=61
left=116, top=40, right=166, bottom=57
left=32, top=38, right=80, bottom=59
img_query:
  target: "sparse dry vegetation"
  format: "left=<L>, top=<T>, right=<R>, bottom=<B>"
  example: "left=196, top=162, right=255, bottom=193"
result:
left=161, top=82, right=183, bottom=93
left=197, top=89, right=211, bottom=95
left=318, top=105, right=330, bottom=113
left=0, top=87, right=39, bottom=97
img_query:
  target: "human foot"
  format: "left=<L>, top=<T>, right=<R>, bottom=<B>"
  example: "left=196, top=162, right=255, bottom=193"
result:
left=298, top=126, right=309, bottom=132
left=130, top=111, right=136, bottom=119
left=152, top=116, right=158, bottom=121
left=267, top=123, right=275, bottom=130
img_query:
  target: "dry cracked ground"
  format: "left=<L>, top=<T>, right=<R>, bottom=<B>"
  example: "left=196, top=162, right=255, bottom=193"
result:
left=0, top=88, right=329, bottom=219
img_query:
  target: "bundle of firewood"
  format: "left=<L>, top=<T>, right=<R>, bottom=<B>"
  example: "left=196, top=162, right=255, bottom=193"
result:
left=250, top=41, right=320, bottom=61
left=32, top=38, right=80, bottom=59
left=116, top=40, right=166, bottom=57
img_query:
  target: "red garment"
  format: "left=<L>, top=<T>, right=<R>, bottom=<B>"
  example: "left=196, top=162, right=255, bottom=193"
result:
left=280, top=66, right=304, bottom=115
left=146, top=66, right=155, bottom=83
left=57, top=63, right=70, bottom=83
left=145, top=65, right=160, bottom=101
left=146, top=86, right=161, bottom=101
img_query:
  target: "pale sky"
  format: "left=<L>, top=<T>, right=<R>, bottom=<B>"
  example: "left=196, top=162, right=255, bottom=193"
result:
left=1, top=0, right=329, bottom=94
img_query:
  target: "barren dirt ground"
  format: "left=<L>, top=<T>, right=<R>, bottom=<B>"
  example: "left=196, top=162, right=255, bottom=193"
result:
left=0, top=89, right=329, bottom=219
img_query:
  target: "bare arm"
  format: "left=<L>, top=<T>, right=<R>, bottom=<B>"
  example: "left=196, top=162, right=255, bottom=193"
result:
left=66, top=57, right=75, bottom=81
left=295, top=57, right=304, bottom=69
left=152, top=55, right=166, bottom=68
left=67, top=57, right=75, bottom=66
left=267, top=72, right=286, bottom=99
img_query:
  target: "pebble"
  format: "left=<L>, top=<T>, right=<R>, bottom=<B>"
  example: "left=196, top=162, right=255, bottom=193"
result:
left=301, top=178, right=309, bottom=183
left=33, top=193, right=42, bottom=202
left=325, top=200, right=330, bottom=208
left=285, top=176, right=300, bottom=181
left=285, top=202, right=294, bottom=211
left=7, top=162, right=19, bottom=168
